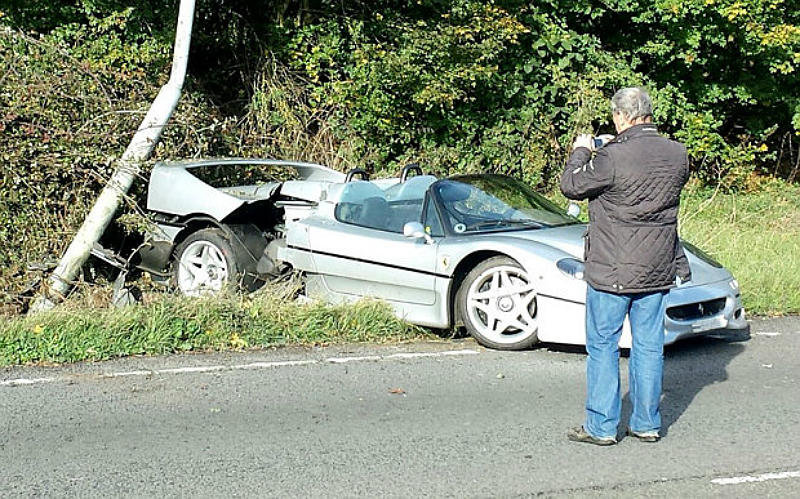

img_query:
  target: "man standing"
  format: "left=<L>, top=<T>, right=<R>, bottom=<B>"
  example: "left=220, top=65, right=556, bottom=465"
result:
left=561, top=87, right=691, bottom=445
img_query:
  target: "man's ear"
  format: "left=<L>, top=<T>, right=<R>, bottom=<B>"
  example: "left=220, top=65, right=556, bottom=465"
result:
left=612, top=112, right=625, bottom=132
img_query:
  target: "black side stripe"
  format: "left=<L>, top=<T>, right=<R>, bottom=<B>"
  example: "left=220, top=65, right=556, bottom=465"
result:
left=289, top=245, right=589, bottom=306
left=287, top=245, right=451, bottom=279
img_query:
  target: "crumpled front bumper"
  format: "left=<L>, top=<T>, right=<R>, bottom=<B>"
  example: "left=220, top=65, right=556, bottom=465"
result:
left=664, top=278, right=749, bottom=345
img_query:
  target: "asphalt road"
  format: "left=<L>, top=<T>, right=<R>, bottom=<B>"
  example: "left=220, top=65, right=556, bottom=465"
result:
left=1, top=317, right=799, bottom=497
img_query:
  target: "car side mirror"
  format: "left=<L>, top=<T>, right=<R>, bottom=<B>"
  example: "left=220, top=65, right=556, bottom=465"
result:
left=403, top=221, right=434, bottom=244
left=567, top=203, right=581, bottom=218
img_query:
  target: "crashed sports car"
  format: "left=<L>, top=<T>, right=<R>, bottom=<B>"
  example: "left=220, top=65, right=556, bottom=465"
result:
left=136, top=159, right=748, bottom=350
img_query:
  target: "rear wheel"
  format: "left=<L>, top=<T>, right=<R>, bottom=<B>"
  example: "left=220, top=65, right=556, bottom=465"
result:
left=457, top=256, right=539, bottom=350
left=173, top=228, right=241, bottom=296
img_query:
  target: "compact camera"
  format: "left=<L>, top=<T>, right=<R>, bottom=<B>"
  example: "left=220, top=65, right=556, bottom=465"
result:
left=592, top=134, right=615, bottom=151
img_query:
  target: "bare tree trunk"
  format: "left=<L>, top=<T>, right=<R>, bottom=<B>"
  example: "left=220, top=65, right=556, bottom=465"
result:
left=29, top=0, right=197, bottom=313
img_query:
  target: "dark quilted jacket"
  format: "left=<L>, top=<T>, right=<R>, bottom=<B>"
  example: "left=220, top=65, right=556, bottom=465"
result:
left=560, top=124, right=691, bottom=294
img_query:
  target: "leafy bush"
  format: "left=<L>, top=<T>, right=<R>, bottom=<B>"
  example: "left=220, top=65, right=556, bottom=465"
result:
left=7, top=0, right=796, bottom=185
left=263, top=0, right=799, bottom=184
left=1, top=0, right=799, bottom=315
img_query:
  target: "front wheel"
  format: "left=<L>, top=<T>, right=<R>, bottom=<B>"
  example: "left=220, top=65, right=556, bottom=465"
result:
left=457, top=256, right=539, bottom=350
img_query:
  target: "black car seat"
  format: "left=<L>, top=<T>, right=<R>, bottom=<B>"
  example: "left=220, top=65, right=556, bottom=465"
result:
left=359, top=196, right=390, bottom=230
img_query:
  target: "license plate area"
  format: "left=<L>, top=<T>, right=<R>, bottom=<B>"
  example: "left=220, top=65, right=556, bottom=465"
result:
left=691, top=315, right=727, bottom=333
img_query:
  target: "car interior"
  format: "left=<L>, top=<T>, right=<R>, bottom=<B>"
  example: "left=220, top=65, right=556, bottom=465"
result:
left=334, top=175, right=437, bottom=233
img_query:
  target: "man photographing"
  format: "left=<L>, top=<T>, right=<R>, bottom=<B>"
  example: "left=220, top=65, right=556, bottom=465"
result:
left=561, top=87, right=691, bottom=445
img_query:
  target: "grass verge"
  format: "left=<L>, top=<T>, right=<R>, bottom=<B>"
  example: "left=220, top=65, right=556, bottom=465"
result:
left=0, top=290, right=432, bottom=367
left=679, top=179, right=800, bottom=316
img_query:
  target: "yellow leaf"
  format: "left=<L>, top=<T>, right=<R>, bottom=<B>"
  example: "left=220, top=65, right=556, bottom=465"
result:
left=230, top=333, right=248, bottom=349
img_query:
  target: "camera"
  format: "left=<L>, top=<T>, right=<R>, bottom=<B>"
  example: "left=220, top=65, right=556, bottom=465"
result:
left=592, top=134, right=615, bottom=151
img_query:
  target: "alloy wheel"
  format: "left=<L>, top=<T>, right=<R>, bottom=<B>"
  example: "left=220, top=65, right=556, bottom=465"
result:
left=465, top=264, right=538, bottom=345
left=176, top=240, right=230, bottom=296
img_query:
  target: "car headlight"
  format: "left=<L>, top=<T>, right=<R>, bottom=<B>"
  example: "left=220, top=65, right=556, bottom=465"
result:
left=729, top=279, right=739, bottom=292
left=557, top=258, right=585, bottom=280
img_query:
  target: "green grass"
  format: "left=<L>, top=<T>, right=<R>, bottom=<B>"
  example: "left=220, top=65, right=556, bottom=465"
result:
left=0, top=289, right=432, bottom=367
left=679, top=179, right=800, bottom=316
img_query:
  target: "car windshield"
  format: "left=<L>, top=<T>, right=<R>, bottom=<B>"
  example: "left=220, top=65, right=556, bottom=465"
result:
left=432, top=175, right=579, bottom=234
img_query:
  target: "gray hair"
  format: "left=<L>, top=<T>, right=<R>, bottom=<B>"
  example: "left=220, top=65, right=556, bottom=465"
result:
left=611, top=87, right=653, bottom=121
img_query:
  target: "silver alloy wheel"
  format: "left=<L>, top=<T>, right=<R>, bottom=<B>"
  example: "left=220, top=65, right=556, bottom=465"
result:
left=465, top=264, right=537, bottom=345
left=176, top=240, right=230, bottom=296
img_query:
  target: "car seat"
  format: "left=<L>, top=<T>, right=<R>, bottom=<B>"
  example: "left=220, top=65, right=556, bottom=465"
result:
left=334, top=181, right=391, bottom=230
left=384, top=175, right=437, bottom=202
left=359, top=196, right=391, bottom=230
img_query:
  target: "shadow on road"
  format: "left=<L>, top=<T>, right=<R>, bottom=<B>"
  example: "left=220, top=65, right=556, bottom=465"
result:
left=539, top=333, right=748, bottom=438
left=622, top=335, right=747, bottom=437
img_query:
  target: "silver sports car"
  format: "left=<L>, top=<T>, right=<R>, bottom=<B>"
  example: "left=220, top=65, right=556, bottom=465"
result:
left=139, top=159, right=748, bottom=350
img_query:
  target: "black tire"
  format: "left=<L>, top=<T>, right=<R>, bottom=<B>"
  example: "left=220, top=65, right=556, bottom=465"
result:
left=172, top=228, right=246, bottom=296
left=456, top=256, right=539, bottom=350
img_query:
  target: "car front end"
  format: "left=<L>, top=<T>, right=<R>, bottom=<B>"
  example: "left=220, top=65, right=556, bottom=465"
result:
left=663, top=276, right=749, bottom=344
left=517, top=225, right=750, bottom=347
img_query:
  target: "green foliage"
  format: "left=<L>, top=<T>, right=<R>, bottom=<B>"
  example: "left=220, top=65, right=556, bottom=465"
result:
left=3, top=0, right=799, bottom=185
left=283, top=2, right=630, bottom=184
left=224, top=61, right=355, bottom=168
left=243, top=0, right=798, bottom=185
left=590, top=0, right=800, bottom=186
left=2, top=0, right=799, bottom=317
left=1, top=1, right=178, bottom=41
left=0, top=290, right=427, bottom=366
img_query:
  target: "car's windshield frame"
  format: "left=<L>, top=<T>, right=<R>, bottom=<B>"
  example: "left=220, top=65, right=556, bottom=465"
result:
left=426, top=174, right=580, bottom=236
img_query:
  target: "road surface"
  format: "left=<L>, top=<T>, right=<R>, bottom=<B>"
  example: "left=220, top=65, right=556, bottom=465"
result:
left=1, top=317, right=798, bottom=497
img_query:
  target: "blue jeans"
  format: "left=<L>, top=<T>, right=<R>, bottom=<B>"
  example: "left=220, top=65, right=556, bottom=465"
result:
left=584, top=285, right=668, bottom=438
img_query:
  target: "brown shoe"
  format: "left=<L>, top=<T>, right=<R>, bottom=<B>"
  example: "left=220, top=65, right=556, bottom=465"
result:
left=567, top=426, right=617, bottom=446
left=626, top=427, right=660, bottom=443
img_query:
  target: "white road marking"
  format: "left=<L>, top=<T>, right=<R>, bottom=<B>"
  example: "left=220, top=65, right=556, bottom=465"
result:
left=439, top=350, right=480, bottom=356
left=100, top=370, right=152, bottom=378
left=712, top=470, right=800, bottom=485
left=387, top=350, right=479, bottom=360
left=157, top=365, right=227, bottom=374
left=326, top=355, right=382, bottom=364
left=233, top=360, right=316, bottom=370
left=98, top=361, right=317, bottom=379
left=1, top=349, right=479, bottom=388
left=0, top=377, right=56, bottom=387
left=754, top=332, right=781, bottom=337
left=325, top=349, right=480, bottom=363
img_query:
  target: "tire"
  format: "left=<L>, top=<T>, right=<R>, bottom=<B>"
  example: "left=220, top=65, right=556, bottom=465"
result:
left=172, top=228, right=244, bottom=296
left=456, top=256, right=539, bottom=350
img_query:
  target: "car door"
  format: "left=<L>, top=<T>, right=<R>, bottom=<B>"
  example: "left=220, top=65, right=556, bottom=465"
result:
left=302, top=180, right=441, bottom=305
left=304, top=220, right=439, bottom=306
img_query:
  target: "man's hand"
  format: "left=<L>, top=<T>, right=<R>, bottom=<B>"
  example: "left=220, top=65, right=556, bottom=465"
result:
left=572, top=134, right=593, bottom=152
